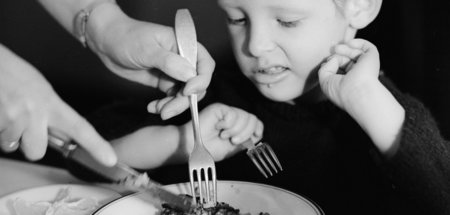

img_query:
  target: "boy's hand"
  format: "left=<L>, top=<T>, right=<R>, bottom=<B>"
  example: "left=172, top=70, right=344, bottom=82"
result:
left=318, top=39, right=405, bottom=154
left=183, top=103, right=263, bottom=161
left=318, top=38, right=380, bottom=110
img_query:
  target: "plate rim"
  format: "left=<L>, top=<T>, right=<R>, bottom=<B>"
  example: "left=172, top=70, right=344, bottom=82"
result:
left=96, top=180, right=324, bottom=215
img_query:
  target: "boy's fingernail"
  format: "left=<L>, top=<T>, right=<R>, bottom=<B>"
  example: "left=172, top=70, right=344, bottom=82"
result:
left=220, top=132, right=229, bottom=139
left=231, top=137, right=241, bottom=144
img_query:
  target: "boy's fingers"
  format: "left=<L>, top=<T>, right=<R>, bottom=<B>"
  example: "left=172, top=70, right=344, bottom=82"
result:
left=334, top=44, right=363, bottom=60
left=347, top=38, right=374, bottom=51
left=254, top=120, right=264, bottom=139
left=52, top=103, right=117, bottom=166
left=231, top=115, right=258, bottom=144
left=216, top=106, right=238, bottom=130
left=319, top=56, right=340, bottom=80
left=318, top=56, right=344, bottom=96
left=225, top=110, right=249, bottom=135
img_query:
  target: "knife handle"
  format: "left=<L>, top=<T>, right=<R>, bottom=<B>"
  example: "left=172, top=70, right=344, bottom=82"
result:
left=48, top=134, right=78, bottom=157
left=47, top=134, right=141, bottom=182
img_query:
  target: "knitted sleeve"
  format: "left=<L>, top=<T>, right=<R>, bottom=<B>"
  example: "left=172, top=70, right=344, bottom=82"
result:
left=379, top=77, right=450, bottom=214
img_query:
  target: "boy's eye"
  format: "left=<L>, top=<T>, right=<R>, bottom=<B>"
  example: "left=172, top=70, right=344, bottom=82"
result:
left=227, top=17, right=247, bottom=26
left=277, top=19, right=300, bottom=28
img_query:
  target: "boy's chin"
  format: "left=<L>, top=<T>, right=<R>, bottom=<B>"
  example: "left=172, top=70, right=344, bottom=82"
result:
left=258, top=87, right=303, bottom=104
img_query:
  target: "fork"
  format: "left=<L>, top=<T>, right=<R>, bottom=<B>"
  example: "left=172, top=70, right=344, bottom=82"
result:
left=175, top=9, right=217, bottom=207
left=241, top=139, right=283, bottom=178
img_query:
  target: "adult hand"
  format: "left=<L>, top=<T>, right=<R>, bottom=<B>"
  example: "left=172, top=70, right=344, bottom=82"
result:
left=86, top=3, right=215, bottom=120
left=0, top=44, right=117, bottom=166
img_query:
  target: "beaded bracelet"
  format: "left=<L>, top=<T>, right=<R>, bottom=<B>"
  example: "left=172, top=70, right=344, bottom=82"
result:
left=73, top=0, right=115, bottom=48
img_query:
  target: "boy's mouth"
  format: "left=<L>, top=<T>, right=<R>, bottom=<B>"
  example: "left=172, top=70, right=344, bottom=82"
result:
left=253, top=66, right=289, bottom=85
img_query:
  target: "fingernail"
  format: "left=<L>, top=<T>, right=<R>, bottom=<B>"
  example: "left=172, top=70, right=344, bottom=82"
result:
left=231, top=137, right=241, bottom=144
left=182, top=67, right=196, bottom=81
left=147, top=102, right=157, bottom=113
left=220, top=132, right=229, bottom=139
left=104, top=153, right=118, bottom=166
left=183, top=86, right=198, bottom=95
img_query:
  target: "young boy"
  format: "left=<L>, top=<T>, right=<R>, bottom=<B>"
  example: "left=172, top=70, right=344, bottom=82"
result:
left=99, top=0, right=449, bottom=214
left=151, top=0, right=450, bottom=214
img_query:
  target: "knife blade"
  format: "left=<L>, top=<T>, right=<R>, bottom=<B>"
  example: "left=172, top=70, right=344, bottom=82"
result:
left=47, top=134, right=194, bottom=211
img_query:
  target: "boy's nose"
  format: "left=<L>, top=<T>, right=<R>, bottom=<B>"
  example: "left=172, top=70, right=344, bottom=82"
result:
left=247, top=26, right=275, bottom=57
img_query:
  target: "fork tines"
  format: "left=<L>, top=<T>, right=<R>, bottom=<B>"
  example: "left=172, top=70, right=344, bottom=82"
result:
left=247, top=142, right=283, bottom=178
left=190, top=166, right=217, bottom=207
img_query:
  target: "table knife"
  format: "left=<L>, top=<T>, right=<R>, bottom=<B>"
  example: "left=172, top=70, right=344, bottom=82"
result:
left=47, top=134, right=194, bottom=211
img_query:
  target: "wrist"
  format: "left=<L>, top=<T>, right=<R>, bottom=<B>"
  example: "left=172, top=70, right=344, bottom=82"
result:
left=76, top=1, right=128, bottom=54
left=73, top=0, right=116, bottom=48
left=344, top=79, right=405, bottom=154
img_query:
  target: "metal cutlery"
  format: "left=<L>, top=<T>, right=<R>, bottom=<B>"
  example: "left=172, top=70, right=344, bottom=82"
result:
left=175, top=9, right=217, bottom=207
left=241, top=139, right=283, bottom=178
left=47, top=135, right=194, bottom=211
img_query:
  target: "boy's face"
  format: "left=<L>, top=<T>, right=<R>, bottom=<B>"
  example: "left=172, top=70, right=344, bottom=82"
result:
left=218, top=0, right=352, bottom=103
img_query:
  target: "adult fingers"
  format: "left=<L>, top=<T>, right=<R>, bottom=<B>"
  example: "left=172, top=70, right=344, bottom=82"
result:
left=0, top=120, right=25, bottom=153
left=148, top=92, right=203, bottom=120
left=147, top=96, right=174, bottom=117
left=20, top=114, right=47, bottom=161
left=147, top=48, right=196, bottom=82
left=183, top=43, right=215, bottom=96
left=51, top=102, right=117, bottom=166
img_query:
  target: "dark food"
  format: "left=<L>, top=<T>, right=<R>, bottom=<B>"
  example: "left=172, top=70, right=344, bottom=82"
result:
left=160, top=195, right=269, bottom=215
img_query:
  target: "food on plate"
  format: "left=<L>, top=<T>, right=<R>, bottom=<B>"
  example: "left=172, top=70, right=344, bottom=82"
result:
left=160, top=195, right=269, bottom=215
left=12, top=187, right=98, bottom=215
left=120, top=172, right=151, bottom=187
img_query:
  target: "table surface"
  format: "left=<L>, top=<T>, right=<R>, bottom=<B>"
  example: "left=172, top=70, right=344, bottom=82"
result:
left=0, top=157, right=84, bottom=196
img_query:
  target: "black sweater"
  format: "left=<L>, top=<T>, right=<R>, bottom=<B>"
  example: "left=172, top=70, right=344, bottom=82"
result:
left=84, top=69, right=450, bottom=215
left=198, top=69, right=450, bottom=215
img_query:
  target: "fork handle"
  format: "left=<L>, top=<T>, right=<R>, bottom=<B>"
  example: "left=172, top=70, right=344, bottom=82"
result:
left=241, top=138, right=257, bottom=150
left=189, top=94, right=203, bottom=146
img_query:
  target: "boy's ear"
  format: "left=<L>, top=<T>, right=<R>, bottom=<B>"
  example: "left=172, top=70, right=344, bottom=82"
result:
left=343, top=0, right=382, bottom=29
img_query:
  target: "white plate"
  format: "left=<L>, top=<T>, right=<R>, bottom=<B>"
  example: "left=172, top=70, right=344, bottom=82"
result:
left=95, top=180, right=323, bottom=215
left=0, top=184, right=120, bottom=215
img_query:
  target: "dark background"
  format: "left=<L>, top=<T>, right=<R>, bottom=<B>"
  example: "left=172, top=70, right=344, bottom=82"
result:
left=1, top=0, right=450, bottom=163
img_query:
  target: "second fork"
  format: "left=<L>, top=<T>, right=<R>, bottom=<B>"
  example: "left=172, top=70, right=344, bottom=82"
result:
left=242, top=139, right=283, bottom=178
